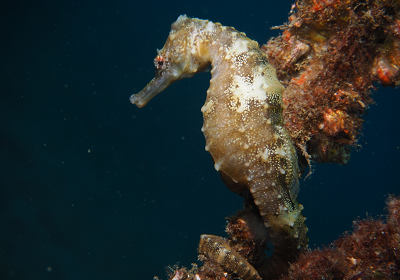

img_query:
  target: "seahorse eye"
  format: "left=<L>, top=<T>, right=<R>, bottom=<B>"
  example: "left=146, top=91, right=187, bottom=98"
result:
left=154, top=55, right=166, bottom=70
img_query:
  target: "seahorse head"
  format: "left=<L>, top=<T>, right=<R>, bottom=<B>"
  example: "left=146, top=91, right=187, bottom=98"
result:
left=130, top=15, right=212, bottom=108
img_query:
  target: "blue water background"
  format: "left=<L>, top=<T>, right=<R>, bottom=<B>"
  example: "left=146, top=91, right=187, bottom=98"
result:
left=1, top=1, right=399, bottom=279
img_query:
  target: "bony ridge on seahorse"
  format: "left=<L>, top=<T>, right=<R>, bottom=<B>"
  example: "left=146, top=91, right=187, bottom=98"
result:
left=130, top=15, right=308, bottom=279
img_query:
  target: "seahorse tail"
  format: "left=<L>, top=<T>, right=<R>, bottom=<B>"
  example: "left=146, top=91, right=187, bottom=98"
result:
left=198, top=234, right=262, bottom=280
left=249, top=178, right=280, bottom=220
left=248, top=178, right=308, bottom=278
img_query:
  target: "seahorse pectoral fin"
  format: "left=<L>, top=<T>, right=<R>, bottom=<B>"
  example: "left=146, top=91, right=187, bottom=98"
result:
left=130, top=72, right=175, bottom=108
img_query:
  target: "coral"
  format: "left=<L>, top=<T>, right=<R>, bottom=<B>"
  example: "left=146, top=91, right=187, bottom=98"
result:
left=263, top=0, right=400, bottom=166
left=280, top=195, right=400, bottom=279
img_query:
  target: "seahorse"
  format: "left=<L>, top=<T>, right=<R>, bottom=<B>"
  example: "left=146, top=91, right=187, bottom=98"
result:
left=198, top=234, right=261, bottom=280
left=130, top=15, right=308, bottom=278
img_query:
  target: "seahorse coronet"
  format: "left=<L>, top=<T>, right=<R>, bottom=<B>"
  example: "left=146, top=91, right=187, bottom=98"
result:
left=131, top=15, right=308, bottom=278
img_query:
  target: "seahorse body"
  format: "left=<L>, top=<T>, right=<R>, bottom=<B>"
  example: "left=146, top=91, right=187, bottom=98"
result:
left=130, top=15, right=308, bottom=277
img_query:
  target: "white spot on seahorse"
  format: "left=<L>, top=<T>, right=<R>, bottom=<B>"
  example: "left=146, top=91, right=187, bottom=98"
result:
left=261, top=148, right=270, bottom=161
left=230, top=74, right=268, bottom=113
left=201, top=100, right=214, bottom=114
left=275, top=146, right=287, bottom=157
left=230, top=38, right=249, bottom=54
left=214, top=161, right=222, bottom=171
left=204, top=21, right=215, bottom=33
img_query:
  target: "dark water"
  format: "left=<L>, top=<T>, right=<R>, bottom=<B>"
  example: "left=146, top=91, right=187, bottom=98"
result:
left=1, top=1, right=399, bottom=279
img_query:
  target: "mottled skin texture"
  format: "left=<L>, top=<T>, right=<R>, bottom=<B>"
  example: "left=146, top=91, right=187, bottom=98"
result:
left=198, top=234, right=261, bottom=280
left=130, top=15, right=308, bottom=278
